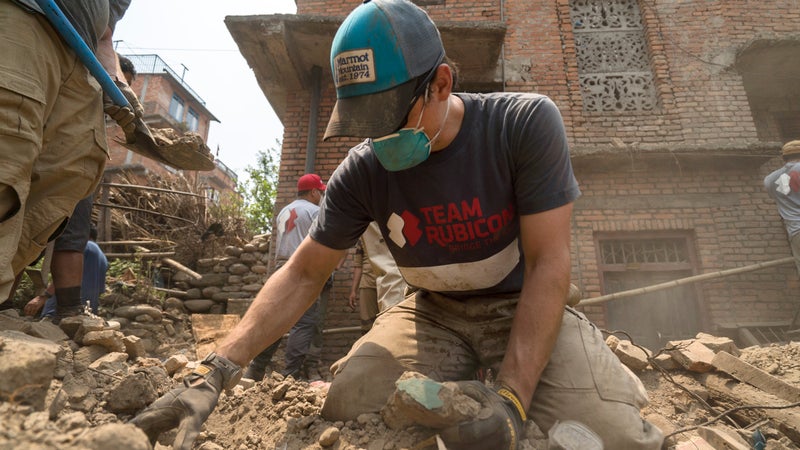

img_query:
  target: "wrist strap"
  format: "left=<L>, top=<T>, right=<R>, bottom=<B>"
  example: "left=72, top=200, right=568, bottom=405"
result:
left=191, top=352, right=243, bottom=390
left=497, top=383, right=527, bottom=421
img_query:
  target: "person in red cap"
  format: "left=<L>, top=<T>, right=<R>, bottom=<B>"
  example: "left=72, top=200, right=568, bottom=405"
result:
left=242, top=173, right=326, bottom=382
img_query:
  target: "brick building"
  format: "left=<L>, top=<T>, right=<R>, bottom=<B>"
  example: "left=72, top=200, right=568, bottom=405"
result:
left=104, top=54, right=237, bottom=206
left=226, top=0, right=800, bottom=353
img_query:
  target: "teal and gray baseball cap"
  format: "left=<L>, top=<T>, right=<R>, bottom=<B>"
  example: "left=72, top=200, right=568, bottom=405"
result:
left=323, top=0, right=445, bottom=140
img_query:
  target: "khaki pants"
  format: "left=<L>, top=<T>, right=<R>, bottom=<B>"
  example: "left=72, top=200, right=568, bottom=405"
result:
left=322, top=290, right=663, bottom=449
left=0, top=2, right=107, bottom=300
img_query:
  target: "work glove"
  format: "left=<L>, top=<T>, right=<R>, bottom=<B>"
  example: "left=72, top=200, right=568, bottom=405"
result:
left=129, top=352, right=242, bottom=450
left=103, top=79, right=144, bottom=144
left=439, top=381, right=527, bottom=450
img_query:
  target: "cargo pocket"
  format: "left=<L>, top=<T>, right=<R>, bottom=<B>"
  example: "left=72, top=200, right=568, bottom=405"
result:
left=12, top=198, right=70, bottom=276
left=573, top=309, right=647, bottom=408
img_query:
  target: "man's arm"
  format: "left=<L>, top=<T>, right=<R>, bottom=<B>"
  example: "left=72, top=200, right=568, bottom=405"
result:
left=96, top=24, right=142, bottom=142
left=96, top=26, right=122, bottom=80
left=496, top=202, right=574, bottom=411
left=216, top=236, right=347, bottom=367
left=349, top=264, right=363, bottom=311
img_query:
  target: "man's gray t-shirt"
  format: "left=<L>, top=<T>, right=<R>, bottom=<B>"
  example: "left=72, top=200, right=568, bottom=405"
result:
left=275, top=198, right=320, bottom=263
left=311, top=92, right=580, bottom=298
left=764, top=161, right=800, bottom=237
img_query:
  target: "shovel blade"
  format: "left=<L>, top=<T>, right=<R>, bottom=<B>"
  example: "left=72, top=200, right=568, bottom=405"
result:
left=114, top=119, right=215, bottom=171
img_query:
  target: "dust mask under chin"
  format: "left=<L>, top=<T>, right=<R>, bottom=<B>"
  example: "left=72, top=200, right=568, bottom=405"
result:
left=371, top=98, right=450, bottom=172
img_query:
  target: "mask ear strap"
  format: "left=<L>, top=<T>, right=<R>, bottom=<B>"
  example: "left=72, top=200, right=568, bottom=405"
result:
left=414, top=98, right=427, bottom=130
left=428, top=96, right=451, bottom=148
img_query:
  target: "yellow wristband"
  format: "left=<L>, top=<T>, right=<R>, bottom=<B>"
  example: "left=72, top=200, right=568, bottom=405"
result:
left=497, top=384, right=527, bottom=421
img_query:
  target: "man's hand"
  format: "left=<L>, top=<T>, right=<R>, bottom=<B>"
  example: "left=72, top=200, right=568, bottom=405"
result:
left=129, top=352, right=242, bottom=450
left=440, top=381, right=527, bottom=450
left=348, top=291, right=358, bottom=311
left=103, top=80, right=144, bottom=143
left=24, top=295, right=46, bottom=317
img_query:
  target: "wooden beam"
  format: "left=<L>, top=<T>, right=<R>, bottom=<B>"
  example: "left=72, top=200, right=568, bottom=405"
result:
left=105, top=252, right=175, bottom=258
left=579, top=257, right=794, bottom=306
left=162, top=257, right=202, bottom=280
left=696, top=427, right=749, bottom=450
left=94, top=202, right=195, bottom=224
left=702, top=374, right=800, bottom=442
left=712, top=351, right=800, bottom=403
left=102, top=182, right=206, bottom=198
left=97, top=240, right=167, bottom=246
left=153, top=287, right=188, bottom=298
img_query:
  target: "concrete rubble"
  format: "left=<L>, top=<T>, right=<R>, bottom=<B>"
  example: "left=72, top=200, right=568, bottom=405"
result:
left=1, top=293, right=799, bottom=449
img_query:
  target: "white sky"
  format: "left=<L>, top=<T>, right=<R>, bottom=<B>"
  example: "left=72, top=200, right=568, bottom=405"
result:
left=114, top=0, right=298, bottom=182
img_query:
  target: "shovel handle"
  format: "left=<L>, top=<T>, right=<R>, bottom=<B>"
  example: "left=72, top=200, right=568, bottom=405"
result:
left=33, top=0, right=130, bottom=107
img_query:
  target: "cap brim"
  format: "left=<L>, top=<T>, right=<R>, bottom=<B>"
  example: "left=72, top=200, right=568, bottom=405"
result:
left=324, top=78, right=417, bottom=140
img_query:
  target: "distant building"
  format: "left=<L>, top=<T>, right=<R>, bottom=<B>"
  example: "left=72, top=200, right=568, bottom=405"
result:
left=104, top=54, right=237, bottom=201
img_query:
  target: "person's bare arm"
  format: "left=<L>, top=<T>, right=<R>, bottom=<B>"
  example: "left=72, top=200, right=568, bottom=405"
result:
left=96, top=26, right=123, bottom=80
left=96, top=25, right=142, bottom=143
left=496, top=202, right=574, bottom=411
left=216, top=237, right=347, bottom=367
left=349, top=264, right=363, bottom=311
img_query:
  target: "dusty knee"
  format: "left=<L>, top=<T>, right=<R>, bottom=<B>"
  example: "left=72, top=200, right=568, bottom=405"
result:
left=321, top=351, right=406, bottom=421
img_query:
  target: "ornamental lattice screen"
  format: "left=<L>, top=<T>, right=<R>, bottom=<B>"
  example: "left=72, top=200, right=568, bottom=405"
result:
left=569, top=0, right=658, bottom=112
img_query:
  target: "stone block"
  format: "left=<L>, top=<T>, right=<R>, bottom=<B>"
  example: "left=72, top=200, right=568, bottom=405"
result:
left=0, top=331, right=62, bottom=410
left=228, top=263, right=250, bottom=275
left=81, top=330, right=127, bottom=353
left=184, top=299, right=215, bottom=313
left=224, top=245, right=243, bottom=257
left=163, top=354, right=189, bottom=375
left=613, top=339, right=652, bottom=371
left=668, top=339, right=715, bottom=373
left=122, top=335, right=146, bottom=359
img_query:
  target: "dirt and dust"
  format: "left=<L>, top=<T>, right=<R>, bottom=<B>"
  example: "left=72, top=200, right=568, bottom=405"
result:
left=1, top=292, right=799, bottom=450
left=149, top=128, right=212, bottom=158
left=116, top=126, right=214, bottom=171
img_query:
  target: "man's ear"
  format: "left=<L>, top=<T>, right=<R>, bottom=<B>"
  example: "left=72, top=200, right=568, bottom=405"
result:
left=431, top=64, right=453, bottom=99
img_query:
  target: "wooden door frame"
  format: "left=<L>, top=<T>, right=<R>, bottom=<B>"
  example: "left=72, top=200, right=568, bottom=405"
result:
left=593, top=230, right=710, bottom=333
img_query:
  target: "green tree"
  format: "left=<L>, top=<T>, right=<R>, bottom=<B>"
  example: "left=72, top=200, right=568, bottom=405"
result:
left=241, top=142, right=280, bottom=233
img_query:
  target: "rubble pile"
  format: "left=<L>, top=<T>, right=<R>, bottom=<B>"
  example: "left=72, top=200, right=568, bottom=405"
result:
left=105, top=171, right=252, bottom=269
left=1, top=292, right=799, bottom=449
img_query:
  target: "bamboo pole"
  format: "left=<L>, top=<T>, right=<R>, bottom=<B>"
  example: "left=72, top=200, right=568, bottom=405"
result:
left=153, top=287, right=188, bottom=298
left=97, top=240, right=167, bottom=246
left=94, top=202, right=195, bottom=224
left=105, top=251, right=175, bottom=258
left=162, top=257, right=202, bottom=280
left=133, top=245, right=202, bottom=280
left=101, top=182, right=206, bottom=198
left=322, top=325, right=362, bottom=335
left=578, top=256, right=795, bottom=307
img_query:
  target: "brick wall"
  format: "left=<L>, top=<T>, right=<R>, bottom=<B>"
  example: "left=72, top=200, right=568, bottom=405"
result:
left=572, top=157, right=798, bottom=329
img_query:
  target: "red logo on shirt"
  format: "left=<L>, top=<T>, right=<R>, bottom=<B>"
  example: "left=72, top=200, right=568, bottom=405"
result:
left=790, top=171, right=800, bottom=192
left=284, top=209, right=298, bottom=232
left=401, top=210, right=422, bottom=246
left=389, top=197, right=515, bottom=250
